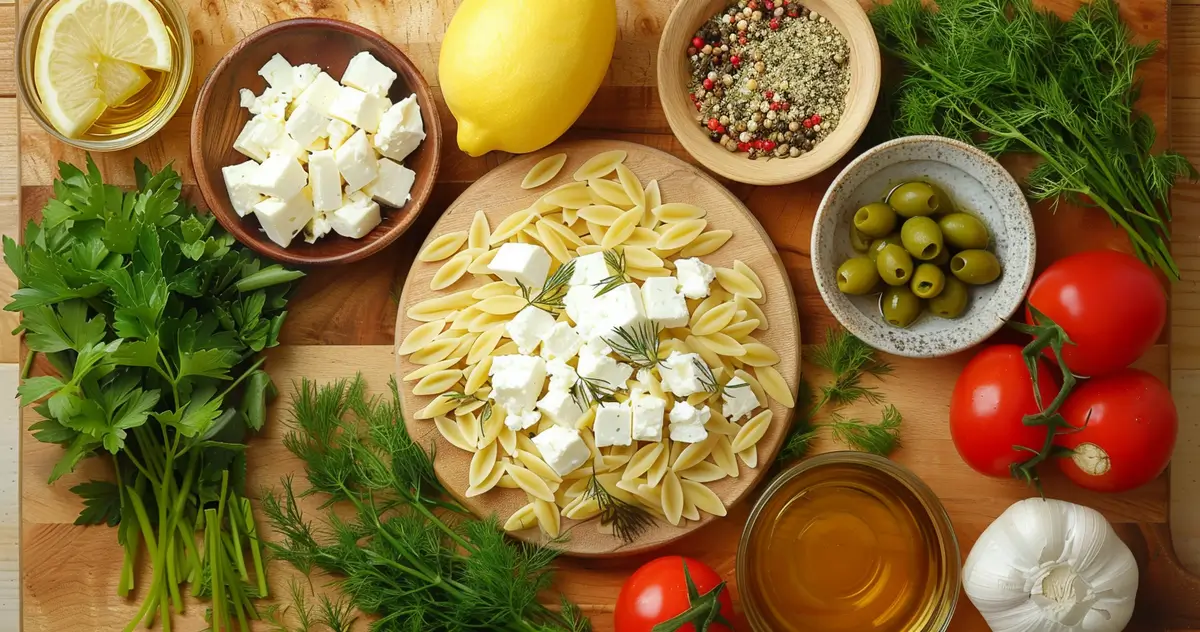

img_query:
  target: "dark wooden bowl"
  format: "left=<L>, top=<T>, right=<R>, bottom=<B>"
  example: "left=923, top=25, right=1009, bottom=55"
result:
left=191, top=18, right=442, bottom=266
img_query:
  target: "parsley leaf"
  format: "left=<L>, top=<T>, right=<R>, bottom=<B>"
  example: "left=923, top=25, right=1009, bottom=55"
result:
left=71, top=480, right=122, bottom=527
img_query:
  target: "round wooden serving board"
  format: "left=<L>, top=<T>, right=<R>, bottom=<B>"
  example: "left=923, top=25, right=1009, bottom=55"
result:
left=395, top=139, right=801, bottom=556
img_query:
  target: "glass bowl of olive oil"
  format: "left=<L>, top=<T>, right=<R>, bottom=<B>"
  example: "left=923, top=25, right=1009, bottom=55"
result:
left=17, top=0, right=193, bottom=151
left=738, top=452, right=960, bottom=631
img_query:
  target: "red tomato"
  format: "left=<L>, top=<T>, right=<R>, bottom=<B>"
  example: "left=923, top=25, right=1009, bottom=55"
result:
left=1055, top=369, right=1177, bottom=493
left=1026, top=250, right=1166, bottom=377
left=615, top=556, right=734, bottom=632
left=950, top=345, right=1059, bottom=477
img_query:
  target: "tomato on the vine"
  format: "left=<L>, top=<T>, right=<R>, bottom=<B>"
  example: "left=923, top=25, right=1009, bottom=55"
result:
left=949, top=345, right=1059, bottom=477
left=1026, top=250, right=1166, bottom=377
left=615, top=556, right=734, bottom=632
left=1055, top=368, right=1177, bottom=493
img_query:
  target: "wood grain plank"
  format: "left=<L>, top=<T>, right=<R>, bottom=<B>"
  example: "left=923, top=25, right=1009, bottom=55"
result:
left=0, top=4, right=15, bottom=97
left=0, top=99, right=17, bottom=364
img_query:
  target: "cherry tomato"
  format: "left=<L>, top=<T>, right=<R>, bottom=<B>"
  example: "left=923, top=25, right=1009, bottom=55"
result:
left=1054, top=369, right=1177, bottom=493
left=1027, top=250, right=1166, bottom=377
left=950, top=345, right=1059, bottom=477
left=615, top=556, right=734, bottom=632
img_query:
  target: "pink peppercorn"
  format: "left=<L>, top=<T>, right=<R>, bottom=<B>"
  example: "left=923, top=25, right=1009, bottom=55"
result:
left=692, top=37, right=705, bottom=49
left=703, top=78, right=714, bottom=91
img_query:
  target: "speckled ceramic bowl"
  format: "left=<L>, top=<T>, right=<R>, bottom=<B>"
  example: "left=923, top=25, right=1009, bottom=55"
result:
left=811, top=136, right=1035, bottom=358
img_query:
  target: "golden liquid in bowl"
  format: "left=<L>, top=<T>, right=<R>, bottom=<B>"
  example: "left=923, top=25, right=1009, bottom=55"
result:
left=740, top=457, right=957, bottom=631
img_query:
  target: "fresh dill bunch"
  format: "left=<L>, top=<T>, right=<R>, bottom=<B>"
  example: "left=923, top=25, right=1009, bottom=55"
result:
left=571, top=375, right=618, bottom=411
left=584, top=471, right=654, bottom=544
left=592, top=249, right=631, bottom=297
left=807, top=327, right=892, bottom=408
left=871, top=0, right=1197, bottom=279
left=826, top=405, right=903, bottom=456
left=605, top=320, right=663, bottom=369
left=263, top=375, right=592, bottom=632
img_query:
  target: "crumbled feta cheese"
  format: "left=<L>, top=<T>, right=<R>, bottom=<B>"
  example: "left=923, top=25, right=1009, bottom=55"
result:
left=676, top=258, right=716, bottom=299
left=329, top=85, right=390, bottom=133
left=269, top=135, right=307, bottom=164
left=253, top=195, right=315, bottom=249
left=506, top=408, right=542, bottom=431
left=239, top=89, right=256, bottom=110
left=374, top=95, right=425, bottom=162
left=341, top=51, right=398, bottom=96
left=577, top=345, right=633, bottom=392
left=487, top=243, right=551, bottom=288
left=489, top=355, right=546, bottom=416
left=363, top=158, right=415, bottom=207
left=536, top=389, right=586, bottom=429
left=569, top=251, right=611, bottom=287
left=722, top=376, right=759, bottom=422
left=297, top=72, right=342, bottom=117
left=641, top=276, right=690, bottom=328
left=546, top=358, right=579, bottom=392
left=304, top=212, right=332, bottom=244
left=326, top=119, right=354, bottom=150
left=506, top=305, right=557, bottom=354
left=660, top=351, right=706, bottom=398
left=328, top=194, right=381, bottom=239
left=285, top=100, right=330, bottom=147
left=540, top=322, right=583, bottom=361
left=249, top=154, right=307, bottom=200
left=565, top=285, right=600, bottom=337
left=669, top=401, right=711, bottom=443
left=293, top=64, right=321, bottom=92
left=221, top=161, right=263, bottom=217
left=594, top=401, right=633, bottom=447
left=334, top=130, right=379, bottom=192
left=631, top=390, right=666, bottom=442
left=258, top=54, right=296, bottom=93
left=307, top=150, right=342, bottom=212
left=249, top=87, right=290, bottom=120
left=583, top=336, right=613, bottom=357
left=532, top=426, right=590, bottom=476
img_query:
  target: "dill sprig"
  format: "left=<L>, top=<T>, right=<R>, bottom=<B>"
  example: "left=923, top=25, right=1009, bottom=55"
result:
left=592, top=249, right=630, bottom=297
left=262, top=375, right=592, bottom=632
left=694, top=358, right=748, bottom=399
left=826, top=405, right=903, bottom=456
left=519, top=260, right=575, bottom=314
left=807, top=328, right=893, bottom=409
left=584, top=471, right=654, bottom=545
left=571, top=375, right=617, bottom=411
left=604, top=321, right=663, bottom=370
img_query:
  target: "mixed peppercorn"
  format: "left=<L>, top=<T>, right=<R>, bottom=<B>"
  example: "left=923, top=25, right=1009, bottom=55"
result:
left=686, top=0, right=851, bottom=159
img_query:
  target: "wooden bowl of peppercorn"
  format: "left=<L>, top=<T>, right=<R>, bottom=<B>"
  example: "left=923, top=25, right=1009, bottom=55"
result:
left=658, top=0, right=880, bottom=185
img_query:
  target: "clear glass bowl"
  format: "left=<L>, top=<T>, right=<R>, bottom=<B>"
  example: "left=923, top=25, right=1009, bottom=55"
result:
left=737, top=451, right=961, bottom=632
left=17, top=0, right=194, bottom=151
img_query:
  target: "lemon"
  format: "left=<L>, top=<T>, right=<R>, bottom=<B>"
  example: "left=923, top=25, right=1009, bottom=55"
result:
left=35, top=0, right=172, bottom=138
left=439, top=0, right=617, bottom=157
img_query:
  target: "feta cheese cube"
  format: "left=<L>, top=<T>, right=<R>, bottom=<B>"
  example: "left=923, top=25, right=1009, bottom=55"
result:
left=238, top=89, right=256, bottom=110
left=641, top=276, right=690, bottom=328
left=297, top=72, right=342, bottom=117
left=583, top=337, right=612, bottom=357
left=577, top=347, right=633, bottom=392
left=248, top=87, right=290, bottom=120
left=506, top=305, right=557, bottom=354
left=506, top=408, right=542, bottom=432
left=326, top=119, right=354, bottom=150
left=676, top=258, right=717, bottom=299
left=328, top=86, right=390, bottom=133
left=659, top=351, right=706, bottom=398
left=374, top=95, right=426, bottom=162
left=270, top=135, right=307, bottom=164
left=532, top=426, right=590, bottom=477
left=293, top=63, right=321, bottom=92
left=363, top=158, right=415, bottom=207
left=489, top=355, right=546, bottom=416
left=253, top=195, right=315, bottom=249
left=221, top=161, right=263, bottom=217
left=669, top=401, right=711, bottom=443
left=308, top=150, right=343, bottom=212
left=722, top=376, right=760, bottom=422
left=594, top=401, right=633, bottom=447
left=565, top=285, right=600, bottom=337
left=631, top=390, right=666, bottom=441
left=258, top=54, right=296, bottom=93
left=304, top=212, right=332, bottom=244
left=342, top=51, right=398, bottom=96
left=595, top=283, right=648, bottom=334
left=541, top=323, right=583, bottom=361
left=248, top=115, right=285, bottom=148
left=536, top=389, right=586, bottom=429
left=547, top=358, right=579, bottom=392
left=328, top=195, right=381, bottom=239
left=487, top=243, right=551, bottom=288
left=285, top=101, right=330, bottom=147
left=233, top=122, right=269, bottom=162
left=334, top=130, right=379, bottom=192
left=249, top=154, right=307, bottom=200
left=569, top=251, right=610, bottom=287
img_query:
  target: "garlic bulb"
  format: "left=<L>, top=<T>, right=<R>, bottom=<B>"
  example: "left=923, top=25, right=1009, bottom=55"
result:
left=963, top=498, right=1138, bottom=632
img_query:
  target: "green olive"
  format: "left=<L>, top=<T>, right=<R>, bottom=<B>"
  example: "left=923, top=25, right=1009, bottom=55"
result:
left=938, top=213, right=990, bottom=250
left=836, top=257, right=881, bottom=295
left=911, top=263, right=945, bottom=299
left=929, top=277, right=969, bottom=318
left=880, top=286, right=923, bottom=328
left=930, top=247, right=951, bottom=266
left=950, top=249, right=1002, bottom=285
left=876, top=244, right=914, bottom=286
left=850, top=226, right=872, bottom=253
left=853, top=203, right=898, bottom=238
left=888, top=181, right=942, bottom=217
left=867, top=233, right=902, bottom=262
left=928, top=182, right=955, bottom=214
left=900, top=216, right=944, bottom=261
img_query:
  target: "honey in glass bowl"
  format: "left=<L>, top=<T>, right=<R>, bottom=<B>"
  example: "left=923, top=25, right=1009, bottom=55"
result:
left=737, top=452, right=960, bottom=631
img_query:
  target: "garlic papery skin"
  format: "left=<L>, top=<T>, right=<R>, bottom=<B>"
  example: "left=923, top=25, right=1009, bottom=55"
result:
left=962, top=498, right=1138, bottom=632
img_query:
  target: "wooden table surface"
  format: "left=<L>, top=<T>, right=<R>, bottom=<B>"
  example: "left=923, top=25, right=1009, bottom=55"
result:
left=5, top=0, right=1200, bottom=630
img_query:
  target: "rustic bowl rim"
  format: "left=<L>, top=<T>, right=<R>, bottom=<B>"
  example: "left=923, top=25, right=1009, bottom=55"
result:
left=810, top=134, right=1037, bottom=358
left=190, top=17, right=442, bottom=266
left=655, top=0, right=881, bottom=186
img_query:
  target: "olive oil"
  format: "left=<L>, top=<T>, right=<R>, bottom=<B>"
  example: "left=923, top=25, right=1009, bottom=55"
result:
left=740, top=455, right=958, bottom=631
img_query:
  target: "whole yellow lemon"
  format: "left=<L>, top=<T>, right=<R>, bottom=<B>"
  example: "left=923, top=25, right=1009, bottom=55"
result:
left=439, top=0, right=617, bottom=157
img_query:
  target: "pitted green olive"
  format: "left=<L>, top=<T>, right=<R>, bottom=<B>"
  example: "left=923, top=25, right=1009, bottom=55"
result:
left=929, top=277, right=970, bottom=318
left=950, top=250, right=1002, bottom=285
left=867, top=233, right=902, bottom=262
left=876, top=244, right=914, bottom=286
left=888, top=182, right=941, bottom=217
left=850, top=226, right=872, bottom=253
left=911, top=263, right=946, bottom=299
left=837, top=257, right=881, bottom=295
left=853, top=203, right=898, bottom=238
left=881, top=286, right=923, bottom=328
left=939, top=213, right=990, bottom=250
left=900, top=216, right=944, bottom=261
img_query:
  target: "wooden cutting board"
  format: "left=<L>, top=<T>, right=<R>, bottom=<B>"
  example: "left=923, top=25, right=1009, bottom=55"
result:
left=16, top=0, right=1200, bottom=630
